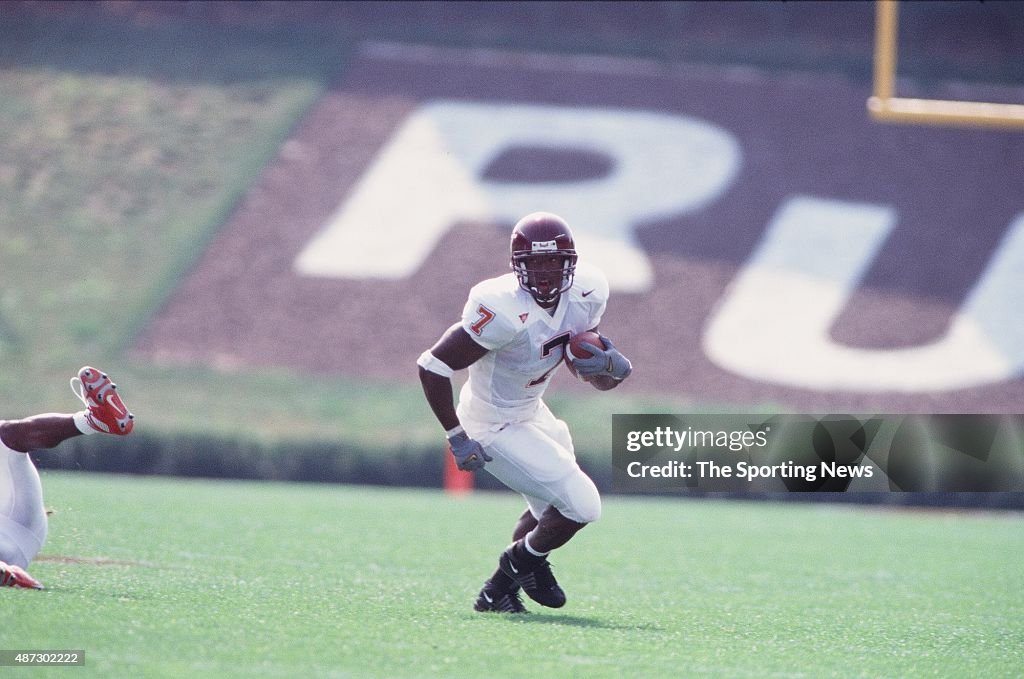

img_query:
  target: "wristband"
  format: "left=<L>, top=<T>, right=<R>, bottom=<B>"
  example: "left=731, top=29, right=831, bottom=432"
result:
left=445, top=425, right=465, bottom=438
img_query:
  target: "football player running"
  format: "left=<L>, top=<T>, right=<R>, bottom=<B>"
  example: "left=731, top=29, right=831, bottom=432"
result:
left=1, top=367, right=134, bottom=590
left=418, top=212, right=632, bottom=614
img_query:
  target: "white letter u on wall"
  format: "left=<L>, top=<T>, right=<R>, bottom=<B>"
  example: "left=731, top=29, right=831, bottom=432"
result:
left=703, top=196, right=1024, bottom=392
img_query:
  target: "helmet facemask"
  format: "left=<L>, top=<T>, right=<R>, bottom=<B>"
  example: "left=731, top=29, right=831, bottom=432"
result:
left=511, top=250, right=578, bottom=306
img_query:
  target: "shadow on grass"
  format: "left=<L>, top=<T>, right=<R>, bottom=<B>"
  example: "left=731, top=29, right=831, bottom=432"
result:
left=485, top=612, right=662, bottom=631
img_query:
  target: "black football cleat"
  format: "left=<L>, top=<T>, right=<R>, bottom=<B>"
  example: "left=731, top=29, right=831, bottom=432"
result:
left=499, top=545, right=566, bottom=608
left=473, top=581, right=528, bottom=614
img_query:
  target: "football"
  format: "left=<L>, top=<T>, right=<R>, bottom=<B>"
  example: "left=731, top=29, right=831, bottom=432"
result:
left=564, top=330, right=605, bottom=378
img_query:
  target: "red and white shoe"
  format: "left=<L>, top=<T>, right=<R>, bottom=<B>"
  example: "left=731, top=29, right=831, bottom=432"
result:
left=0, top=561, right=43, bottom=589
left=70, top=366, right=135, bottom=435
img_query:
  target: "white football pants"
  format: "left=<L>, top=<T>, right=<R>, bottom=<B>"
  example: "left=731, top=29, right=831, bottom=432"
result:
left=0, top=437, right=48, bottom=568
left=458, top=399, right=601, bottom=524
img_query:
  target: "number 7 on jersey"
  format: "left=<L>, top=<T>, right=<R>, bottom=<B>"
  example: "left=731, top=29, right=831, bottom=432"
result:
left=470, top=304, right=496, bottom=336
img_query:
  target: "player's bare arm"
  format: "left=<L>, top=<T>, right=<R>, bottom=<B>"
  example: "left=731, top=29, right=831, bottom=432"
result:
left=418, top=323, right=493, bottom=471
left=418, top=323, right=490, bottom=430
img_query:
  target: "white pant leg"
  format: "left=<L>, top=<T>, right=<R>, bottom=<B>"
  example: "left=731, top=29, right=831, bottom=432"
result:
left=0, top=441, right=48, bottom=568
left=460, top=400, right=601, bottom=524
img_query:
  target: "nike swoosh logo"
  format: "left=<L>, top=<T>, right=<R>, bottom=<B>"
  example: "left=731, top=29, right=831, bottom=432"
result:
left=581, top=289, right=594, bottom=297
left=98, top=394, right=128, bottom=418
left=95, top=383, right=127, bottom=416
left=508, top=562, right=519, bottom=574
left=483, top=591, right=493, bottom=603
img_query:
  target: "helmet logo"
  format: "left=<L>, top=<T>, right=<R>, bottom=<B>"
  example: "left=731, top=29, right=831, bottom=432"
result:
left=531, top=239, right=559, bottom=252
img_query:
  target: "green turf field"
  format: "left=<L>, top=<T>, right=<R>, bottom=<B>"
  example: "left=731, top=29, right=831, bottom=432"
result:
left=3, top=472, right=1021, bottom=678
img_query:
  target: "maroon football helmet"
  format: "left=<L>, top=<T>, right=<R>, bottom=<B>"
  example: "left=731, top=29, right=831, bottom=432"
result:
left=510, top=212, right=578, bottom=306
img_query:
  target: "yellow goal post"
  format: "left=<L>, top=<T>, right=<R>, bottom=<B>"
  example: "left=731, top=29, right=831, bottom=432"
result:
left=867, top=0, right=1024, bottom=130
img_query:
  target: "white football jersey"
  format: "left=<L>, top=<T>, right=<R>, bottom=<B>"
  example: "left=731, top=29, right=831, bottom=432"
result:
left=458, top=261, right=609, bottom=422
